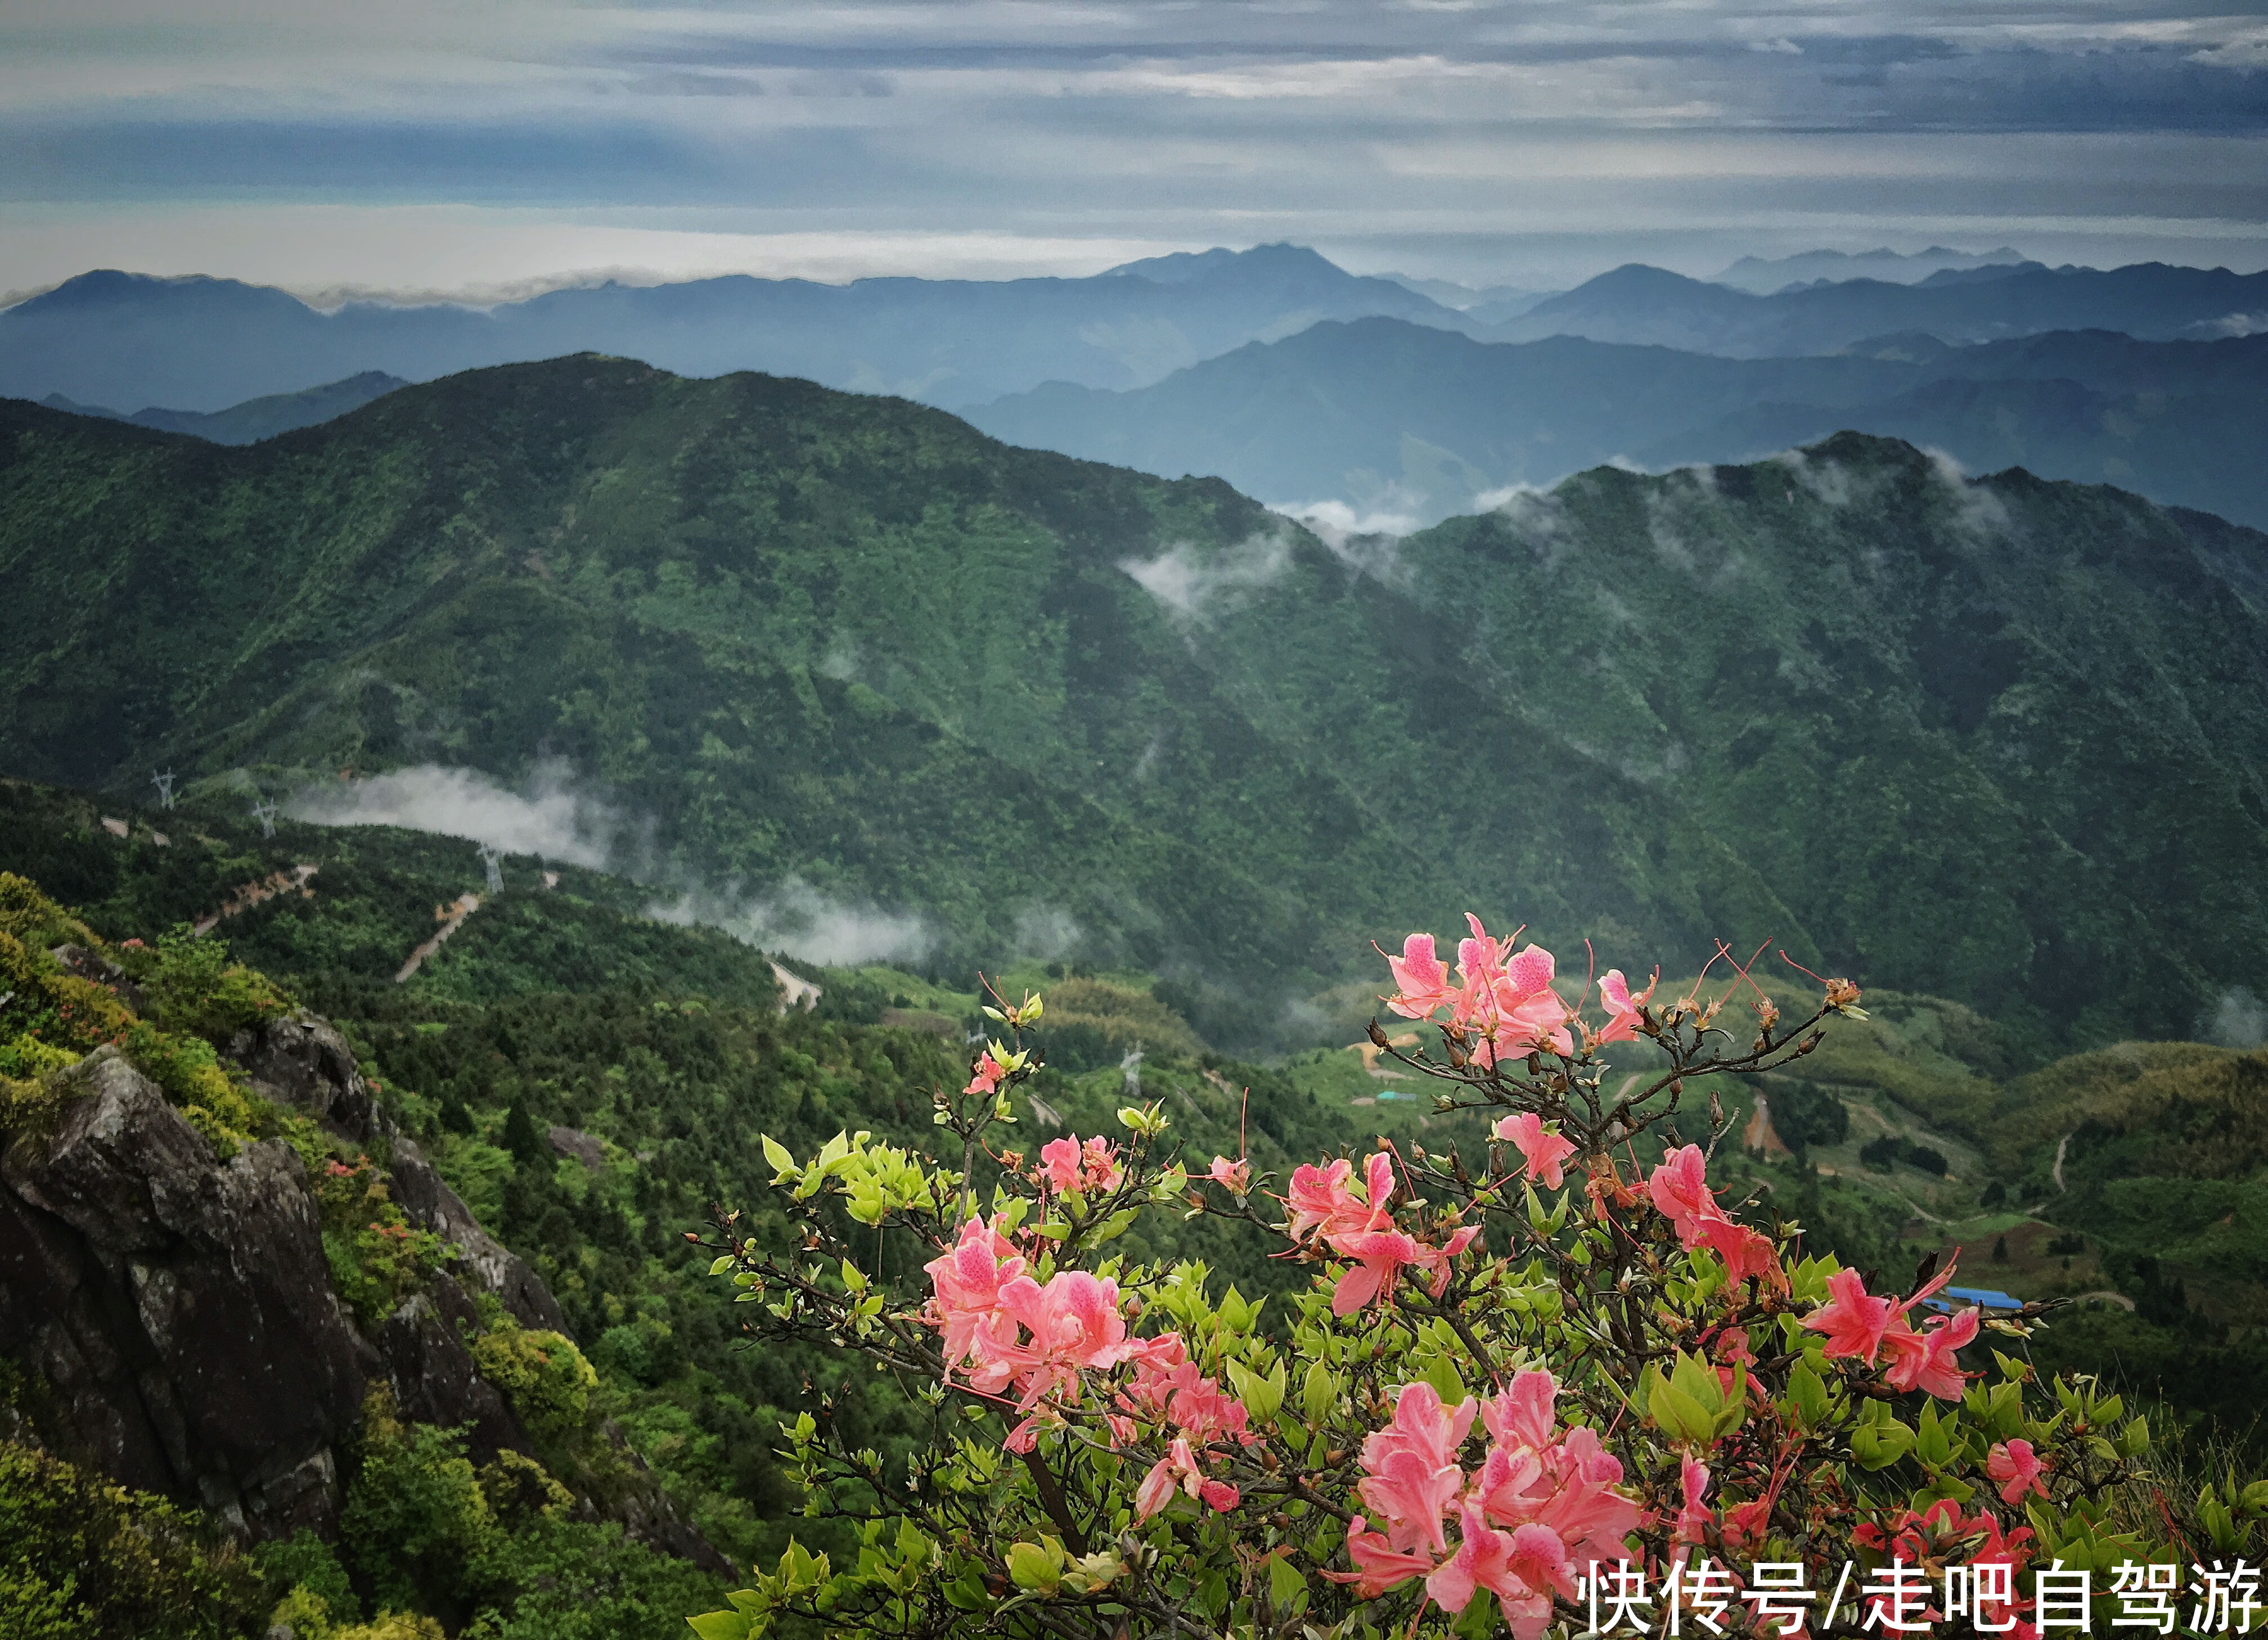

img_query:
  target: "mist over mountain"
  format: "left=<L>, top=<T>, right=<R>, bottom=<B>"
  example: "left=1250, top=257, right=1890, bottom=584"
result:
left=0, top=245, right=1455, bottom=415
left=2, top=355, right=2264, bottom=1051
left=966, top=318, right=2268, bottom=528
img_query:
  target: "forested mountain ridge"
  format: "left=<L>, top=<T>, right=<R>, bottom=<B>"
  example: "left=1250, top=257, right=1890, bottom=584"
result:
left=2, top=356, right=2265, bottom=1052
left=967, top=318, right=2268, bottom=528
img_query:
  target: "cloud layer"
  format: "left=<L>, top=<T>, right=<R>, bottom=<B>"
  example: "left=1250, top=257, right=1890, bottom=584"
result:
left=286, top=759, right=937, bottom=966
left=3, top=1, right=2264, bottom=297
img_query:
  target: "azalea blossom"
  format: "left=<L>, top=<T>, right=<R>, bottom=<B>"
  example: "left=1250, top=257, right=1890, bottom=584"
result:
left=1882, top=1304, right=1979, bottom=1399
left=1035, top=1133, right=1124, bottom=1195
left=965, top=1047, right=1009, bottom=1098
left=1133, top=1435, right=1240, bottom=1520
left=1207, top=1154, right=1251, bottom=1194
left=1986, top=1438, right=2051, bottom=1506
left=1384, top=931, right=1455, bottom=1018
left=1802, top=1268, right=1898, bottom=1363
left=1493, top=1111, right=1577, bottom=1190
left=1595, top=967, right=1657, bottom=1043
left=1672, top=1456, right=1714, bottom=1545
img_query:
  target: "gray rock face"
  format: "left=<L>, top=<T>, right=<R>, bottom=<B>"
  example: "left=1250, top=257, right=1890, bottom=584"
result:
left=376, top=1272, right=533, bottom=1465
left=230, top=1012, right=375, bottom=1142
left=231, top=1012, right=567, bottom=1333
left=386, top=1138, right=569, bottom=1334
left=547, top=1125, right=605, bottom=1168
left=1, top=1021, right=725, bottom=1572
left=0, top=1049, right=376, bottom=1539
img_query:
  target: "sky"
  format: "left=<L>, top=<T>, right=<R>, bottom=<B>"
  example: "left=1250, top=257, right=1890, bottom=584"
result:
left=3, top=0, right=2266, bottom=302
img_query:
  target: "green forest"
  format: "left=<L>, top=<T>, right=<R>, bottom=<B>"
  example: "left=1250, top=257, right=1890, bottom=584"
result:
left=5, top=769, right=2267, bottom=1636
left=3, top=364, right=2266, bottom=1055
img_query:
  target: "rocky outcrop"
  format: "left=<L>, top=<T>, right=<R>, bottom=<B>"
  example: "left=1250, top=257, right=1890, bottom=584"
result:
left=385, top=1138, right=569, bottom=1334
left=1, top=1017, right=721, bottom=1570
left=376, top=1272, right=532, bottom=1465
left=230, top=1012, right=375, bottom=1142
left=232, top=1012, right=567, bottom=1333
left=0, top=1049, right=376, bottom=1539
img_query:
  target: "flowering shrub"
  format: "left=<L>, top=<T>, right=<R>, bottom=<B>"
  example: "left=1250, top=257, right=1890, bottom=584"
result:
left=314, top=1153, right=452, bottom=1328
left=688, top=925, right=2265, bottom=1640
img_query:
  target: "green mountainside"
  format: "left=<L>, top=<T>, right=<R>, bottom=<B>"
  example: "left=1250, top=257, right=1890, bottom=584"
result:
left=3, top=357, right=2266, bottom=1057
left=6, top=774, right=2266, bottom=1640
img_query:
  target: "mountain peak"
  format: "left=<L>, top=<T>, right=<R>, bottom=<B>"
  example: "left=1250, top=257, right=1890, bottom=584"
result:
left=1103, top=242, right=1349, bottom=285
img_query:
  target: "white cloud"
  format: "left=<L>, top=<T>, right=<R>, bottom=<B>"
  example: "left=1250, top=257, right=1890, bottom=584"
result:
left=1119, top=531, right=1295, bottom=619
left=646, top=877, right=934, bottom=967
left=2205, top=985, right=2266, bottom=1049
left=285, top=758, right=616, bottom=865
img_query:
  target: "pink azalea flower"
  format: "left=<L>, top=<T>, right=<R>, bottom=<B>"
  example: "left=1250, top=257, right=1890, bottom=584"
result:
left=1358, top=1447, right=1465, bottom=1555
left=1695, top=1211, right=1784, bottom=1291
left=1532, top=1427, right=1642, bottom=1565
left=1986, top=1438, right=2051, bottom=1506
left=1800, top=1267, right=1900, bottom=1363
left=999, top=1269, right=1139, bottom=1391
left=1036, top=1135, right=1084, bottom=1192
left=1882, top=1305, right=1978, bottom=1400
left=1354, top=1380, right=1476, bottom=1544
left=1034, top=1134, right=1123, bottom=1195
left=1408, top=1223, right=1482, bottom=1297
left=1456, top=913, right=1513, bottom=988
left=1426, top=1508, right=1572, bottom=1640
left=1324, top=1518, right=1439, bottom=1598
left=1468, top=1442, right=1549, bottom=1527
left=1672, top=1456, right=1713, bottom=1544
left=965, top=1047, right=1009, bottom=1097
left=921, top=1216, right=1029, bottom=1387
left=1364, top=1381, right=1479, bottom=1476
left=1208, top=1155, right=1251, bottom=1194
left=1284, top=1159, right=1356, bottom=1242
left=1077, top=1134, right=1124, bottom=1193
left=1385, top=932, right=1455, bottom=1017
left=1327, top=1227, right=1421, bottom=1314
left=1595, top=968, right=1656, bottom=1043
left=1492, top=1111, right=1577, bottom=1190
left=1480, top=1369, right=1560, bottom=1453
left=1133, top=1435, right=1240, bottom=1520
left=1646, top=1146, right=1716, bottom=1242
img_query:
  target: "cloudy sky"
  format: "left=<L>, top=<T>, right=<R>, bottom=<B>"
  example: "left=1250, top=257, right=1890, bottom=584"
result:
left=3, top=0, right=2265, bottom=300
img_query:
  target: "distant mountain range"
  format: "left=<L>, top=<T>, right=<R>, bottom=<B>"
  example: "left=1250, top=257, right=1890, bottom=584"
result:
left=2, top=355, right=2264, bottom=1049
left=1478, top=261, right=2268, bottom=356
left=1709, top=246, right=2030, bottom=295
left=0, top=244, right=1456, bottom=414
left=8, top=244, right=2265, bottom=423
left=967, top=318, right=2268, bottom=528
left=40, top=371, right=406, bottom=444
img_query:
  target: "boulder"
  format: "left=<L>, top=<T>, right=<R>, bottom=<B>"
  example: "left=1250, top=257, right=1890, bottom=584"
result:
left=0, top=1049, right=376, bottom=1538
left=230, top=1011, right=376, bottom=1143
left=547, top=1125, right=606, bottom=1169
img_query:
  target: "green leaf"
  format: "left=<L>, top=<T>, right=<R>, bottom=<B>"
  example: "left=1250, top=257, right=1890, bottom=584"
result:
left=687, top=1610, right=754, bottom=1640
left=1006, top=1541, right=1061, bottom=1594
left=709, top=1254, right=736, bottom=1276
left=760, top=1134, right=795, bottom=1177
left=1266, top=1552, right=1307, bottom=1616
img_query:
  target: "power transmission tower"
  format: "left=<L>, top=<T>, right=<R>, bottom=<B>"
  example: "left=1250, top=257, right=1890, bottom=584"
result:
left=151, top=769, right=176, bottom=810
left=476, top=843, right=504, bottom=894
left=250, top=798, right=278, bottom=839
